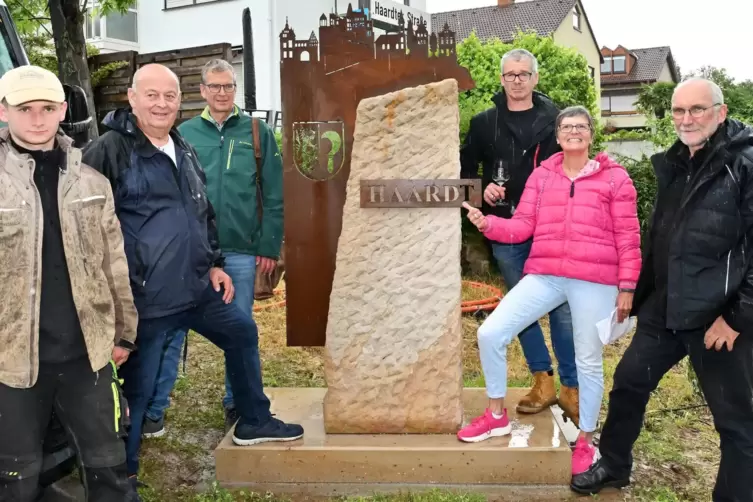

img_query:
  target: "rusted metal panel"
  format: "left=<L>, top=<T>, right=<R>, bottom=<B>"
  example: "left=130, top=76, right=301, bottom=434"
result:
left=281, top=4, right=475, bottom=346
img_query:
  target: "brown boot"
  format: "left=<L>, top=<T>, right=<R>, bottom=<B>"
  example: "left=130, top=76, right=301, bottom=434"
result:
left=516, top=371, right=557, bottom=414
left=558, top=385, right=580, bottom=428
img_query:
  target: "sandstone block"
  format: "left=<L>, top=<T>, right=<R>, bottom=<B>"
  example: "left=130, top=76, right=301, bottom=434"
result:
left=323, top=79, right=464, bottom=433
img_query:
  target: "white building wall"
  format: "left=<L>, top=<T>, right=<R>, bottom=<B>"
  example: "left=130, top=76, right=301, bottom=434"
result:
left=136, top=0, right=338, bottom=112
left=91, top=0, right=429, bottom=113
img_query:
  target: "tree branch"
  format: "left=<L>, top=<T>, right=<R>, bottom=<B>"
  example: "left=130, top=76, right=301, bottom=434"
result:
left=7, top=0, right=53, bottom=36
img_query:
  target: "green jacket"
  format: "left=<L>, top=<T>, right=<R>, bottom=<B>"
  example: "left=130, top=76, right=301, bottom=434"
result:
left=178, top=106, right=283, bottom=259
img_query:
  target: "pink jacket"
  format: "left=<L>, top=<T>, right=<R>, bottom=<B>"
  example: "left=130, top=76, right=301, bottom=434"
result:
left=483, top=152, right=641, bottom=289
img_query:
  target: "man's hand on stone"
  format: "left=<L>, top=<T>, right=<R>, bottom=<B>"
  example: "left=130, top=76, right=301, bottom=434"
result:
left=704, top=316, right=739, bottom=351
left=484, top=184, right=506, bottom=206
left=462, top=202, right=489, bottom=232
left=210, top=267, right=235, bottom=304
left=256, top=256, right=277, bottom=275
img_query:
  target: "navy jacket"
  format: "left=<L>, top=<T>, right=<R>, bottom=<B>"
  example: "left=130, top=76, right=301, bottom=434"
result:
left=82, top=108, right=224, bottom=319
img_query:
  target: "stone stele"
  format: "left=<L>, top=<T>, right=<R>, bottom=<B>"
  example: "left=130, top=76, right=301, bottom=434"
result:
left=323, top=78, right=464, bottom=434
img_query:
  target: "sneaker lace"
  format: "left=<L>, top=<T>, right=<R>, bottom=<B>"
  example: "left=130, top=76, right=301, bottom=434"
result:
left=470, top=410, right=493, bottom=427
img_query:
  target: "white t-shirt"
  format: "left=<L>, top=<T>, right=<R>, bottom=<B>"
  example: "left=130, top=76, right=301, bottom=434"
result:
left=155, top=136, right=177, bottom=167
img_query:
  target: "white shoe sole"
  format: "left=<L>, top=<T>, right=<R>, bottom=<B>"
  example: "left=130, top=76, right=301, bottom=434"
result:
left=458, top=424, right=512, bottom=443
left=142, top=428, right=166, bottom=439
left=232, top=433, right=304, bottom=446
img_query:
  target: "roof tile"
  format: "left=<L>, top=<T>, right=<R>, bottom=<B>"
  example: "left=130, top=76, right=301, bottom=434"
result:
left=430, top=0, right=577, bottom=42
left=602, top=46, right=675, bottom=84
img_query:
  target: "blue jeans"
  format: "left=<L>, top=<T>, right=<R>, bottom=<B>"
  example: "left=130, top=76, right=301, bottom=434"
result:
left=144, top=252, right=257, bottom=420
left=477, top=274, right=617, bottom=432
left=490, top=241, right=578, bottom=388
left=120, top=283, right=271, bottom=476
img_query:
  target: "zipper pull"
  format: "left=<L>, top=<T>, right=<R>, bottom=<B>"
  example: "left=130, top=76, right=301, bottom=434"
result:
left=570, top=181, right=575, bottom=198
left=220, top=136, right=224, bottom=148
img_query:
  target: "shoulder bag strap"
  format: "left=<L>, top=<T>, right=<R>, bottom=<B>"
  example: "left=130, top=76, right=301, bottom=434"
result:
left=252, top=117, right=263, bottom=224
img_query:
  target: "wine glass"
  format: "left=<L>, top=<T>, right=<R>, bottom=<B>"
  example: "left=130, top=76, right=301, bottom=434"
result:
left=492, top=161, right=510, bottom=207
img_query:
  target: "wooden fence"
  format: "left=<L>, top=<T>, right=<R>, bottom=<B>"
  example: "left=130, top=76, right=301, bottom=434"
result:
left=88, top=43, right=234, bottom=125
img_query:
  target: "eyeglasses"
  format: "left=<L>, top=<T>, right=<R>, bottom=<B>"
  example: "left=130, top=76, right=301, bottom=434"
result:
left=203, top=83, right=237, bottom=94
left=502, top=72, right=532, bottom=82
left=558, top=124, right=591, bottom=133
left=671, top=103, right=721, bottom=119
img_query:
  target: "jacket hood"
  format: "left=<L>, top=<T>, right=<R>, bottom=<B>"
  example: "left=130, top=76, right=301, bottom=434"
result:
left=491, top=90, right=559, bottom=119
left=725, top=118, right=753, bottom=154
left=540, top=151, right=625, bottom=175
left=102, top=107, right=140, bottom=136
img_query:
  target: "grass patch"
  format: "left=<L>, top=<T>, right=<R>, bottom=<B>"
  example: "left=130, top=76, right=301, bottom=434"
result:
left=135, top=283, right=719, bottom=501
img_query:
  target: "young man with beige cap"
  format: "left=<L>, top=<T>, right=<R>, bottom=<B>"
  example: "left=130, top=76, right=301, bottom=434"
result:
left=0, top=65, right=139, bottom=501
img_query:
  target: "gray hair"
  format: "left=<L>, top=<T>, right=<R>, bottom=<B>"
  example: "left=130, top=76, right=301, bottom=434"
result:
left=674, top=77, right=725, bottom=105
left=556, top=105, right=594, bottom=131
left=500, top=48, right=538, bottom=75
left=201, top=59, right=236, bottom=84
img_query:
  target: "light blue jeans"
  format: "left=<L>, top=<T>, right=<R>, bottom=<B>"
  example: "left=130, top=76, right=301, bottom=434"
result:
left=145, top=251, right=257, bottom=420
left=477, top=274, right=617, bottom=433
left=490, top=241, right=577, bottom=387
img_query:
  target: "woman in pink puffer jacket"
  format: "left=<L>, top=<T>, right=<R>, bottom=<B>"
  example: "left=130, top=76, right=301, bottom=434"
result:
left=459, top=106, right=641, bottom=477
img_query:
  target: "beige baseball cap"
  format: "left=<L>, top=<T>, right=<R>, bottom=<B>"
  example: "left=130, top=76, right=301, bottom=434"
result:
left=0, top=65, right=65, bottom=106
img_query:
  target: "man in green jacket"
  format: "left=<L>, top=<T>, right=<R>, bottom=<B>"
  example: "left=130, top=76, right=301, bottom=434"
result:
left=141, top=59, right=283, bottom=436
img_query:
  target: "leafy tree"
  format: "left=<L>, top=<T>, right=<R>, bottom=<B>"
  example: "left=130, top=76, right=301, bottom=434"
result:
left=456, top=30, right=601, bottom=149
left=8, top=0, right=135, bottom=137
left=635, top=81, right=675, bottom=119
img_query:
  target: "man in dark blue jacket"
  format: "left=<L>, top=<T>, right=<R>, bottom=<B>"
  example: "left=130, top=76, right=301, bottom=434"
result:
left=82, top=63, right=303, bottom=493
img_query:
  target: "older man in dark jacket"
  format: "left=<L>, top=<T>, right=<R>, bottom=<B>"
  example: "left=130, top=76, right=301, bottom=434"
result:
left=572, top=77, right=753, bottom=502
left=81, top=63, right=303, bottom=495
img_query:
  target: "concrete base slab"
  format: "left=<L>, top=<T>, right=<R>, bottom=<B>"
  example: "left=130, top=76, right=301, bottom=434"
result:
left=216, top=388, right=580, bottom=496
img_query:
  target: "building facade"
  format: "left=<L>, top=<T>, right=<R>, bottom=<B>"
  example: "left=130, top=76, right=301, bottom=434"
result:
left=600, top=45, right=679, bottom=130
left=84, top=0, right=426, bottom=116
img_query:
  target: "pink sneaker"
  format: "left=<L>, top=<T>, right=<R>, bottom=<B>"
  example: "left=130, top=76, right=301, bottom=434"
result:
left=572, top=436, right=598, bottom=475
left=457, top=408, right=512, bottom=443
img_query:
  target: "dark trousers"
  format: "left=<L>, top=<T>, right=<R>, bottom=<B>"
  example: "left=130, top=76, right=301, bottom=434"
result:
left=120, top=284, right=271, bottom=476
left=0, top=357, right=133, bottom=501
left=599, top=322, right=753, bottom=501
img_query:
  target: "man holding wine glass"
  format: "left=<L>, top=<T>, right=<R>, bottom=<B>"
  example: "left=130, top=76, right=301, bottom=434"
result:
left=460, top=48, right=579, bottom=425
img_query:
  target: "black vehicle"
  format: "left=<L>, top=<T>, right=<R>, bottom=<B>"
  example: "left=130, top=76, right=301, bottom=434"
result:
left=0, top=2, right=95, bottom=497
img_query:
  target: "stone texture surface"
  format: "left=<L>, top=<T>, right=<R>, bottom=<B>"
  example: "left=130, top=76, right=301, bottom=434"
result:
left=323, top=79, right=464, bottom=433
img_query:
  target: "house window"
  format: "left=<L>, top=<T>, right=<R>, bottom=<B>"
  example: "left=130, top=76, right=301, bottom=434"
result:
left=84, top=11, right=101, bottom=39
left=106, top=10, right=138, bottom=42
left=613, top=56, right=626, bottom=73
left=85, top=5, right=137, bottom=43
left=601, top=57, right=612, bottom=73
left=611, top=94, right=637, bottom=113
left=404, top=0, right=410, bottom=5
left=572, top=6, right=581, bottom=30
left=601, top=96, right=610, bottom=111
left=589, top=66, right=594, bottom=80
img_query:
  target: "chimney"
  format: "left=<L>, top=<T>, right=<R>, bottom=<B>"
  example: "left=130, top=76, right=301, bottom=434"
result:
left=498, top=0, right=514, bottom=6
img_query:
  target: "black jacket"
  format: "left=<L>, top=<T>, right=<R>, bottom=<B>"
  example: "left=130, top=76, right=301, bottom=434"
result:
left=460, top=90, right=560, bottom=218
left=632, top=119, right=753, bottom=333
left=82, top=109, right=224, bottom=319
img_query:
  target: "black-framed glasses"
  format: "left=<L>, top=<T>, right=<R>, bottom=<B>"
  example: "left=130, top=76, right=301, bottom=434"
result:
left=502, top=72, right=532, bottom=82
left=671, top=103, right=721, bottom=119
left=203, top=83, right=237, bottom=94
left=558, top=124, right=591, bottom=133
